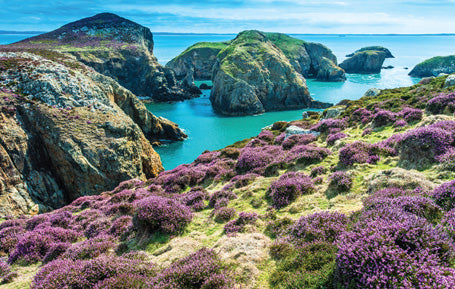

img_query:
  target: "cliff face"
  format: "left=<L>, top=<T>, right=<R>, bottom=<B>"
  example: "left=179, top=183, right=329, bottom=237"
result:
left=0, top=50, right=173, bottom=215
left=340, top=49, right=388, bottom=74
left=210, top=31, right=331, bottom=116
left=166, top=32, right=345, bottom=82
left=409, top=55, right=455, bottom=77
left=13, top=13, right=200, bottom=101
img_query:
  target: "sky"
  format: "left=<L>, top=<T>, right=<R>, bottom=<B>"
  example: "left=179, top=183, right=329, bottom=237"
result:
left=1, top=0, right=455, bottom=34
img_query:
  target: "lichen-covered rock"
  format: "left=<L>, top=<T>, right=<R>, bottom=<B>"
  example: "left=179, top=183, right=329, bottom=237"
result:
left=409, top=55, right=455, bottom=77
left=210, top=30, right=331, bottom=116
left=11, top=13, right=200, bottom=101
left=363, top=88, right=381, bottom=97
left=0, top=51, right=170, bottom=215
left=340, top=49, right=388, bottom=74
left=444, top=74, right=455, bottom=88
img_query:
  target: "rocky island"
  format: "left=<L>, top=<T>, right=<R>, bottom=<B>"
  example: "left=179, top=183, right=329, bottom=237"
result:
left=167, top=31, right=346, bottom=83
left=409, top=55, right=455, bottom=77
left=209, top=30, right=332, bottom=116
left=340, top=46, right=394, bottom=74
left=12, top=13, right=200, bottom=101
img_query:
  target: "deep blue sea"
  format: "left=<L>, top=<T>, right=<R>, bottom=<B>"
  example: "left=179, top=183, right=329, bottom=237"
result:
left=3, top=33, right=455, bottom=169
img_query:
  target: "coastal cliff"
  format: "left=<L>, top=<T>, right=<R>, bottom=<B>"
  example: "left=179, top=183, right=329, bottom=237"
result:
left=13, top=13, right=200, bottom=101
left=0, top=50, right=180, bottom=215
left=409, top=55, right=455, bottom=77
left=210, top=30, right=331, bottom=116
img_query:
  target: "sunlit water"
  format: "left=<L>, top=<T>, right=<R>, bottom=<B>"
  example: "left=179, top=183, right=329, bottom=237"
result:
left=3, top=33, right=455, bottom=169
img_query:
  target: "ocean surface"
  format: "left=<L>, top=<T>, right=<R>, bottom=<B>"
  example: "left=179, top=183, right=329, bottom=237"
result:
left=3, top=33, right=455, bottom=169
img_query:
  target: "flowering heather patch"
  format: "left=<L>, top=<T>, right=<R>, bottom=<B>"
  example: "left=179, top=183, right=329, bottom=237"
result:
left=42, top=242, right=71, bottom=263
left=312, top=118, right=347, bottom=134
left=212, top=207, right=237, bottom=223
left=0, top=260, right=16, bottom=283
left=109, top=216, right=132, bottom=238
left=268, top=172, right=315, bottom=208
left=326, top=132, right=347, bottom=146
left=338, top=141, right=371, bottom=166
left=74, top=209, right=105, bottom=229
left=393, top=119, right=407, bottom=127
left=438, top=148, right=455, bottom=171
left=286, top=145, right=331, bottom=165
left=195, top=151, right=221, bottom=164
left=0, top=219, right=25, bottom=231
left=25, top=214, right=49, bottom=230
left=84, top=218, right=111, bottom=239
left=335, top=213, right=455, bottom=289
left=245, top=138, right=268, bottom=148
left=208, top=190, right=237, bottom=208
left=400, top=107, right=423, bottom=123
left=179, top=187, right=208, bottom=212
left=48, top=211, right=73, bottom=228
left=224, top=212, right=258, bottom=235
left=62, top=235, right=115, bottom=260
left=133, top=196, right=192, bottom=235
left=274, top=132, right=286, bottom=145
left=372, top=109, right=396, bottom=127
left=154, top=164, right=207, bottom=193
left=350, top=107, right=373, bottom=124
left=236, top=145, right=284, bottom=174
left=229, top=173, right=260, bottom=188
left=361, top=128, right=372, bottom=136
left=0, top=226, right=26, bottom=254
left=103, top=202, right=134, bottom=216
left=110, top=179, right=145, bottom=194
left=310, top=166, right=327, bottom=178
left=328, top=171, right=352, bottom=194
left=281, top=134, right=316, bottom=150
left=441, top=209, right=455, bottom=240
left=427, top=92, right=455, bottom=115
left=150, top=248, right=233, bottom=288
left=257, top=130, right=275, bottom=142
left=265, top=217, right=294, bottom=239
left=432, top=180, right=455, bottom=211
left=31, top=255, right=156, bottom=289
left=288, top=211, right=349, bottom=244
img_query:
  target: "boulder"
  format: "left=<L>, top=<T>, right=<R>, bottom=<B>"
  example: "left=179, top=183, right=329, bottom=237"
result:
left=316, top=57, right=346, bottom=82
left=0, top=51, right=175, bottom=215
left=285, top=125, right=320, bottom=138
left=199, top=83, right=212, bottom=90
left=418, top=76, right=435, bottom=85
left=210, top=30, right=331, bottom=116
left=363, top=88, right=381, bottom=97
left=444, top=74, right=455, bottom=88
left=409, top=55, right=455, bottom=77
left=340, top=49, right=387, bottom=74
left=322, top=107, right=343, bottom=119
left=13, top=13, right=199, bottom=101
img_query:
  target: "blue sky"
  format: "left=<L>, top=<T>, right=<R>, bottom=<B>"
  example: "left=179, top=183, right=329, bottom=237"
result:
left=1, top=0, right=455, bottom=33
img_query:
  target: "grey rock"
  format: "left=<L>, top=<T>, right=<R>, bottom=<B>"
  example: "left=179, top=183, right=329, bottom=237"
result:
left=363, top=88, right=381, bottom=97
left=444, top=74, right=455, bottom=88
left=340, top=50, right=387, bottom=74
left=285, top=125, right=320, bottom=138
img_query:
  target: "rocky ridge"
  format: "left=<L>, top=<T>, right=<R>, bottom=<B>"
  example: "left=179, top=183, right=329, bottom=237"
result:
left=0, top=50, right=186, bottom=216
left=12, top=13, right=200, bottom=101
left=209, top=30, right=331, bottom=116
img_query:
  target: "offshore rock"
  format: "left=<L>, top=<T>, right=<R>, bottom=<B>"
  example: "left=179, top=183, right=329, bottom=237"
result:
left=409, top=55, right=455, bottom=77
left=340, top=49, right=388, bottom=74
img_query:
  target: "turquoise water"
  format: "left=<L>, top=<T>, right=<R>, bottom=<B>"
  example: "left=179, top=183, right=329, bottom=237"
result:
left=3, top=33, right=455, bottom=169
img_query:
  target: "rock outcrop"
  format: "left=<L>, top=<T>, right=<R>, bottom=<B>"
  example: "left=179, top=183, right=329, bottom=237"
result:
left=340, top=48, right=389, bottom=74
left=346, top=46, right=394, bottom=58
left=0, top=50, right=184, bottom=215
left=166, top=32, right=345, bottom=83
left=210, top=30, right=331, bottom=116
left=409, top=55, right=455, bottom=77
left=316, top=57, right=346, bottom=82
left=13, top=13, right=200, bottom=101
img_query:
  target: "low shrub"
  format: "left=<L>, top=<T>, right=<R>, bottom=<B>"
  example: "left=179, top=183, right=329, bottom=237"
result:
left=282, top=134, right=316, bottom=150
left=432, top=180, right=455, bottom=211
left=268, top=172, right=315, bottom=208
left=372, top=110, right=396, bottom=127
left=224, top=212, right=258, bottom=235
left=212, top=207, right=237, bottom=223
left=327, top=171, right=352, bottom=196
left=326, top=132, right=347, bottom=146
left=62, top=235, right=115, bottom=260
left=427, top=92, right=455, bottom=115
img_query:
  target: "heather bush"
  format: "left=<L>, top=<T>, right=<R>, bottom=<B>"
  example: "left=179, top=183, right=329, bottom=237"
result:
left=399, top=125, right=454, bottom=167
left=350, top=108, right=373, bottom=124
left=195, top=151, right=221, bottom=164
left=0, top=226, right=25, bottom=254
left=268, top=172, right=315, bottom=208
left=229, top=173, right=260, bottom=188
left=265, top=217, right=294, bottom=239
left=0, top=259, right=16, bottom=283
left=93, top=273, right=150, bottom=289
left=312, top=118, right=347, bottom=134
left=361, top=128, right=372, bottom=136
left=326, top=132, right=347, bottom=146
left=274, top=132, right=286, bottom=145
left=31, top=255, right=156, bottom=289
left=212, top=207, right=237, bottom=223
left=427, top=92, right=455, bottom=115
left=74, top=209, right=105, bottom=229
left=103, top=202, right=134, bottom=216
left=338, top=141, right=373, bottom=166
left=0, top=219, right=25, bottom=231
left=441, top=209, right=455, bottom=240
left=235, top=145, right=284, bottom=174
left=400, top=107, right=423, bottom=122
left=85, top=218, right=111, bottom=239
left=281, top=134, right=316, bottom=150
left=110, top=179, right=145, bottom=194
left=372, top=109, right=396, bottom=127
left=42, top=242, right=71, bottom=263
left=48, top=211, right=73, bottom=228
left=25, top=214, right=49, bottom=230
left=133, top=196, right=193, bottom=235
left=150, top=248, right=233, bottom=289
left=62, top=235, right=115, bottom=260
left=257, top=130, right=274, bottom=142
left=245, top=138, right=268, bottom=148
left=313, top=176, right=323, bottom=184
left=288, top=211, right=349, bottom=244
left=208, top=190, right=237, bottom=208
left=310, top=166, right=327, bottom=178
left=335, top=213, right=455, bottom=289
left=224, top=212, right=258, bottom=235
left=108, top=189, right=138, bottom=204
left=179, top=187, right=208, bottom=212
left=286, top=145, right=331, bottom=165
left=432, top=180, right=455, bottom=211
left=327, top=171, right=352, bottom=197
left=219, top=147, right=240, bottom=159
left=393, top=119, right=407, bottom=127
left=109, top=216, right=132, bottom=238
left=269, top=239, right=295, bottom=260
left=270, top=242, right=337, bottom=289
left=437, top=148, right=455, bottom=170
left=154, top=164, right=206, bottom=193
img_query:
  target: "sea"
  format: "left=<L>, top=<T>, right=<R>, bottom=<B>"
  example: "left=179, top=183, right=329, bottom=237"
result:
left=2, top=33, right=455, bottom=169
